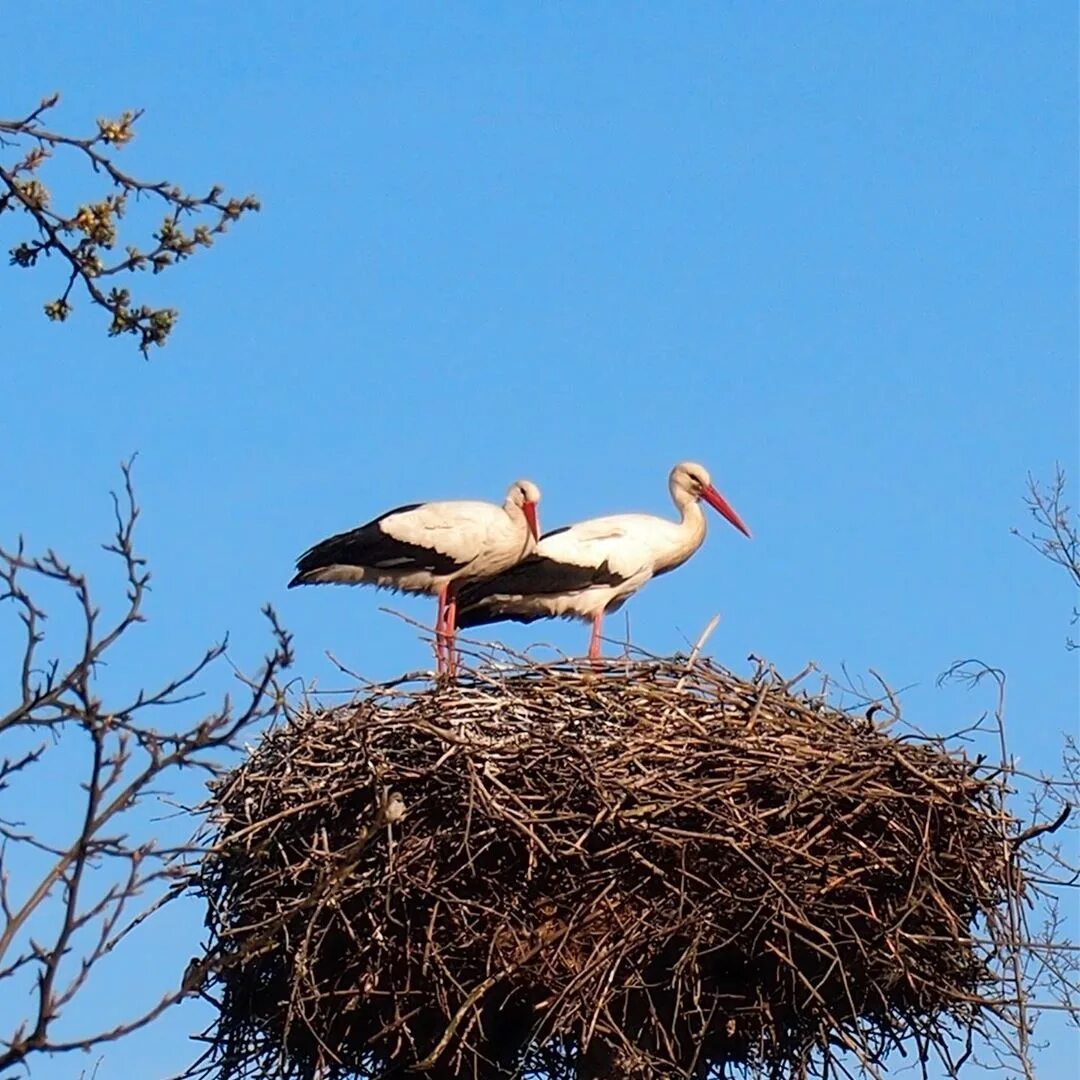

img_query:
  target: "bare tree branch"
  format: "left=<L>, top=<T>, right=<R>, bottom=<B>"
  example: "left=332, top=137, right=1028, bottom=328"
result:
left=940, top=659, right=1080, bottom=1077
left=0, top=461, right=291, bottom=1073
left=1013, top=465, right=1080, bottom=649
left=1, top=92, right=259, bottom=354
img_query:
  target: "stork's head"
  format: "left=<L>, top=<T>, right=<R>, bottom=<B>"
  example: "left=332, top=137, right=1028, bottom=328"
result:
left=670, top=461, right=751, bottom=538
left=506, top=479, right=541, bottom=541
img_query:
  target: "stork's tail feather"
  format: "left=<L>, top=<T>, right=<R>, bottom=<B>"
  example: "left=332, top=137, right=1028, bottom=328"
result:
left=288, top=561, right=370, bottom=588
left=289, top=552, right=339, bottom=588
left=289, top=528, right=377, bottom=588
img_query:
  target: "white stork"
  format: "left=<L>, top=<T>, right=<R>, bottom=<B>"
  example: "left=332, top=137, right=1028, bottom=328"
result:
left=289, top=479, right=541, bottom=672
left=455, top=462, right=749, bottom=659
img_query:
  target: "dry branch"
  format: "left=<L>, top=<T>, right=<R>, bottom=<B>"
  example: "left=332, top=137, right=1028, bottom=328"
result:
left=0, top=462, right=292, bottom=1074
left=1013, top=465, right=1080, bottom=650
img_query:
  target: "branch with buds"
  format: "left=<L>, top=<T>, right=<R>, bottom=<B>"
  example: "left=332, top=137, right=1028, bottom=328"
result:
left=1, top=93, right=259, bottom=354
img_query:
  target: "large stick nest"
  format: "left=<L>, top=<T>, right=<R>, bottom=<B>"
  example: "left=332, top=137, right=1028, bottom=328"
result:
left=195, top=657, right=1020, bottom=1079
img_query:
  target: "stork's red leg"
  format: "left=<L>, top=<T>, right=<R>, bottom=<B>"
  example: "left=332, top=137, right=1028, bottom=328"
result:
left=444, top=588, right=458, bottom=678
left=588, top=613, right=603, bottom=661
left=434, top=585, right=448, bottom=673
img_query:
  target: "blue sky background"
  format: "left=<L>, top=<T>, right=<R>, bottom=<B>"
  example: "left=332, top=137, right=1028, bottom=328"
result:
left=2, top=4, right=1077, bottom=1077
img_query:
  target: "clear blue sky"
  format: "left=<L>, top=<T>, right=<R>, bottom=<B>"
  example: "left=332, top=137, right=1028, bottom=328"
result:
left=2, top=4, right=1077, bottom=1077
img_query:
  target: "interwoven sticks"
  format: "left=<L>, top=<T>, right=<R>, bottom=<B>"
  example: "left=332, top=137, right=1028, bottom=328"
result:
left=195, top=657, right=1019, bottom=1079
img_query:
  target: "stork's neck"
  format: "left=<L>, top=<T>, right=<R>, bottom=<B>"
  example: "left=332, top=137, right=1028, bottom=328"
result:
left=502, top=496, right=536, bottom=556
left=502, top=496, right=526, bottom=527
left=675, top=490, right=707, bottom=544
left=654, top=488, right=707, bottom=574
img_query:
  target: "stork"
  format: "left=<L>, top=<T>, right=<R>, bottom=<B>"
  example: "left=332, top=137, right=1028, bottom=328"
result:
left=289, top=479, right=541, bottom=673
left=455, top=462, right=749, bottom=659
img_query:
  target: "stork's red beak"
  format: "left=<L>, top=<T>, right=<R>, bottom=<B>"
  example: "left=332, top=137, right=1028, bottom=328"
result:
left=523, top=501, right=540, bottom=541
left=701, top=485, right=751, bottom=538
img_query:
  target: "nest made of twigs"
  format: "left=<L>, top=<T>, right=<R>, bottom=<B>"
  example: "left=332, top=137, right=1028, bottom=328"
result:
left=194, top=656, right=1019, bottom=1080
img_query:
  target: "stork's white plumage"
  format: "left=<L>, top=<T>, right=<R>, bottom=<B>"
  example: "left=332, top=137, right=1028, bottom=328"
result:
left=289, top=479, right=541, bottom=672
left=456, top=462, right=749, bottom=659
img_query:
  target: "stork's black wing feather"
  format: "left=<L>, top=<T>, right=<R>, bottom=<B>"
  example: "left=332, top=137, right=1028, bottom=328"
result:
left=454, top=604, right=548, bottom=629
left=455, top=554, right=624, bottom=628
left=289, top=504, right=466, bottom=585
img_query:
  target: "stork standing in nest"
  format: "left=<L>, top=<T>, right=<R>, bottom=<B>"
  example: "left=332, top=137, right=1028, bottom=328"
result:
left=290, top=479, right=541, bottom=673
left=456, top=462, right=749, bottom=659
